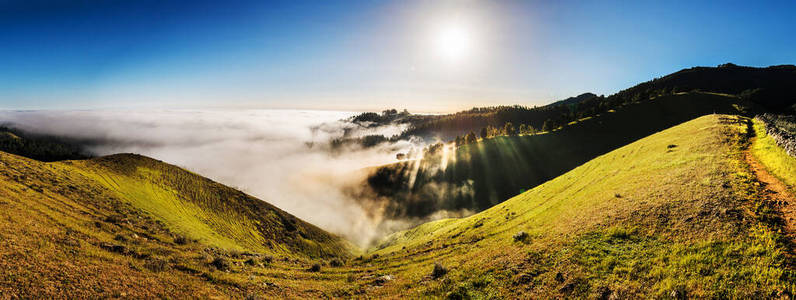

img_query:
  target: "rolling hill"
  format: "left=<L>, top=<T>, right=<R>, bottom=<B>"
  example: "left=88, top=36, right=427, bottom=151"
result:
left=365, top=114, right=794, bottom=298
left=0, top=64, right=794, bottom=298
left=1, top=114, right=793, bottom=298
left=0, top=145, right=352, bottom=298
left=358, top=92, right=761, bottom=221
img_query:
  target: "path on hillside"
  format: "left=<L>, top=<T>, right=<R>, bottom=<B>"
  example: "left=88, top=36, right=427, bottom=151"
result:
left=745, top=147, right=796, bottom=243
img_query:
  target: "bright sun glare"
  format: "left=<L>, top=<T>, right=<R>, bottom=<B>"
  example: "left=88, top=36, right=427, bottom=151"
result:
left=434, top=21, right=473, bottom=64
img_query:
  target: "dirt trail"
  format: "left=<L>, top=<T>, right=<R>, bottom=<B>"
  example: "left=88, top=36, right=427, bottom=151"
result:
left=745, top=146, right=796, bottom=243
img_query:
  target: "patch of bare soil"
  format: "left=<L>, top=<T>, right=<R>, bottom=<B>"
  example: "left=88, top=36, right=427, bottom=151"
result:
left=745, top=148, right=796, bottom=243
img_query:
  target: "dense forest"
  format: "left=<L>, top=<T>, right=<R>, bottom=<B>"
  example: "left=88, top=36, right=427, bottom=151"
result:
left=0, top=126, right=91, bottom=161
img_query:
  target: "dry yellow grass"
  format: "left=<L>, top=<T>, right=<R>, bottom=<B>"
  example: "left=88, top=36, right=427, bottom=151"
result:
left=0, top=114, right=792, bottom=298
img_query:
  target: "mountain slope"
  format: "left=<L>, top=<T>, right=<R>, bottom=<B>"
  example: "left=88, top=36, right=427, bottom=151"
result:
left=361, top=92, right=759, bottom=221
left=365, top=114, right=793, bottom=298
left=1, top=114, right=792, bottom=298
left=609, top=63, right=796, bottom=112
left=66, top=153, right=352, bottom=257
left=0, top=150, right=352, bottom=298
left=394, top=64, right=796, bottom=142
left=548, top=92, right=598, bottom=106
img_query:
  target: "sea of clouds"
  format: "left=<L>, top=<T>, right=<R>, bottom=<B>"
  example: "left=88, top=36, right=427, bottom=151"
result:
left=0, top=109, right=422, bottom=246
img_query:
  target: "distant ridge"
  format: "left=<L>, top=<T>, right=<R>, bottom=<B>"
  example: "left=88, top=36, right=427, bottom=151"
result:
left=549, top=92, right=597, bottom=107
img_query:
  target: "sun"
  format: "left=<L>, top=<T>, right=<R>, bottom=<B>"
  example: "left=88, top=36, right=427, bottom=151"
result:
left=433, top=21, right=473, bottom=64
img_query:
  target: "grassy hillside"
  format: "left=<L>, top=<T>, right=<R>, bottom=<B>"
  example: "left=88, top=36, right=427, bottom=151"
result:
left=362, top=92, right=759, bottom=220
left=1, top=114, right=793, bottom=298
left=0, top=150, right=353, bottom=298
left=365, top=114, right=793, bottom=298
left=70, top=154, right=354, bottom=257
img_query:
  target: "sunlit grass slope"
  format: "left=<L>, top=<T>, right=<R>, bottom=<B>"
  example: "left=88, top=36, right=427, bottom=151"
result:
left=65, top=154, right=352, bottom=257
left=1, top=114, right=792, bottom=298
left=367, top=92, right=760, bottom=218
left=0, top=149, right=352, bottom=298
left=365, top=115, right=793, bottom=298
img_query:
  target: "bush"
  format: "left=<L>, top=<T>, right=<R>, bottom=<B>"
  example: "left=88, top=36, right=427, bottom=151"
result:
left=244, top=258, right=259, bottom=266
left=262, top=255, right=274, bottom=265
left=446, top=284, right=470, bottom=300
left=513, top=231, right=530, bottom=242
left=211, top=257, right=230, bottom=271
left=309, top=263, right=321, bottom=272
left=431, top=263, right=447, bottom=279
left=144, top=257, right=169, bottom=272
left=329, top=258, right=343, bottom=267
left=174, top=235, right=189, bottom=245
left=114, top=234, right=128, bottom=242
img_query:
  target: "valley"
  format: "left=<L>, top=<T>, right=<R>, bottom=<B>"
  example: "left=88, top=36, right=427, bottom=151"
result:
left=1, top=114, right=793, bottom=298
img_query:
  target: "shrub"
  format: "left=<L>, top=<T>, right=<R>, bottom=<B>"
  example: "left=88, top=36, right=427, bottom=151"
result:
left=309, top=263, right=321, bottom=272
left=244, top=258, right=259, bottom=266
left=513, top=231, right=530, bottom=242
left=445, top=284, right=470, bottom=300
left=144, top=257, right=169, bottom=272
left=114, top=234, right=128, bottom=242
left=211, top=257, right=230, bottom=271
left=431, top=263, right=447, bottom=279
left=174, top=235, right=189, bottom=245
left=329, top=258, right=343, bottom=267
left=262, top=255, right=274, bottom=265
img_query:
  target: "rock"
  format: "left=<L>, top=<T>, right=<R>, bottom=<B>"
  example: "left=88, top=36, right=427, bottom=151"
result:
left=374, top=275, right=393, bottom=285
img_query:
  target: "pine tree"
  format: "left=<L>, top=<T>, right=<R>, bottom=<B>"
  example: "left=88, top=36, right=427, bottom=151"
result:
left=518, top=124, right=528, bottom=135
left=465, top=131, right=477, bottom=144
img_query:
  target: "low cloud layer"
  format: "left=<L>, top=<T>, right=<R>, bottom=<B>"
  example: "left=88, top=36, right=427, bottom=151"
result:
left=0, top=109, right=424, bottom=246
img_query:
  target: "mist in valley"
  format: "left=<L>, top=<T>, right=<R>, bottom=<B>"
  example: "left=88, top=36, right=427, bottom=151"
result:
left=0, top=109, right=464, bottom=246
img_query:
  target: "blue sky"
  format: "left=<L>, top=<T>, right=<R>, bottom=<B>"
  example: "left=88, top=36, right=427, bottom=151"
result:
left=1, top=0, right=795, bottom=112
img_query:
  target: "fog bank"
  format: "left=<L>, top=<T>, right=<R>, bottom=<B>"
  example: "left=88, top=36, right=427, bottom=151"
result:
left=0, top=109, right=428, bottom=246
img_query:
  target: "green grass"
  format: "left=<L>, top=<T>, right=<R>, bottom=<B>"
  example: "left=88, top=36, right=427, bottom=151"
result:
left=66, top=153, right=353, bottom=258
left=73, top=162, right=253, bottom=251
left=751, top=119, right=796, bottom=190
left=364, top=92, right=761, bottom=219
left=371, top=115, right=792, bottom=298
left=0, top=114, right=792, bottom=298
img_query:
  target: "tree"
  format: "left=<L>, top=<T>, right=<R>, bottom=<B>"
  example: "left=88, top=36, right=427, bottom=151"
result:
left=518, top=124, right=528, bottom=135
left=479, top=127, right=488, bottom=139
left=487, top=125, right=499, bottom=137
left=541, top=119, right=550, bottom=132
left=455, top=136, right=464, bottom=147
left=503, top=122, right=516, bottom=136
left=427, top=142, right=444, bottom=154
left=465, top=131, right=477, bottom=144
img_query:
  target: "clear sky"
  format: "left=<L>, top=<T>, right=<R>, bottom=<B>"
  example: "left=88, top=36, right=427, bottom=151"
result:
left=2, top=0, right=795, bottom=113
